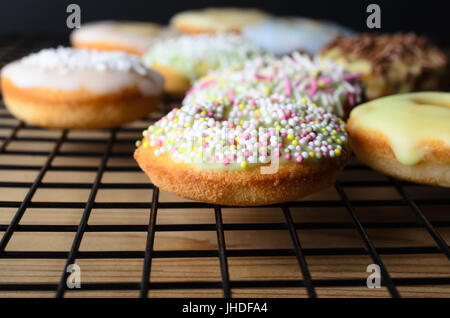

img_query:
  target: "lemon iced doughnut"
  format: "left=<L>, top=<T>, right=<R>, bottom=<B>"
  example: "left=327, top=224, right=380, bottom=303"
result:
left=71, top=21, right=171, bottom=56
left=321, top=33, right=447, bottom=100
left=1, top=47, right=164, bottom=129
left=184, top=52, right=365, bottom=119
left=135, top=95, right=350, bottom=206
left=170, top=7, right=269, bottom=34
left=347, top=92, right=450, bottom=187
left=142, top=33, right=269, bottom=96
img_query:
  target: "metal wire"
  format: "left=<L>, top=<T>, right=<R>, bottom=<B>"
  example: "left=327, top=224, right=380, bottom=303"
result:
left=0, top=40, right=449, bottom=298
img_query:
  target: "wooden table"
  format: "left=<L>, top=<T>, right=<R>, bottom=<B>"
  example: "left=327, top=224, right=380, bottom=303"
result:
left=0, top=103, right=449, bottom=298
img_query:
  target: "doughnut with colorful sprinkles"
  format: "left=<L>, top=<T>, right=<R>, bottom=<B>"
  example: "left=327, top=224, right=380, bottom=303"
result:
left=134, top=94, right=350, bottom=206
left=183, top=52, right=365, bottom=119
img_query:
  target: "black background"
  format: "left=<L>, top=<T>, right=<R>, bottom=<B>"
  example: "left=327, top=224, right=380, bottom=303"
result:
left=0, top=0, right=448, bottom=46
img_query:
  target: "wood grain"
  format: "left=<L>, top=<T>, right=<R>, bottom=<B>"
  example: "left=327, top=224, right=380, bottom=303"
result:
left=0, top=107, right=449, bottom=298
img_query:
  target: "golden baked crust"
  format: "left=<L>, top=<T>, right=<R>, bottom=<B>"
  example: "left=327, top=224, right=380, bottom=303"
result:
left=347, top=119, right=450, bottom=187
left=1, top=78, right=161, bottom=129
left=134, top=143, right=350, bottom=206
left=72, top=40, right=142, bottom=56
left=151, top=64, right=191, bottom=96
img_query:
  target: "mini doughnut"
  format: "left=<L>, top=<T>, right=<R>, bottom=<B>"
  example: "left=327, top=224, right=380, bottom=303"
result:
left=242, top=17, right=354, bottom=55
left=184, top=52, right=365, bottom=119
left=71, top=21, right=171, bottom=56
left=142, top=33, right=269, bottom=96
left=347, top=92, right=450, bottom=187
left=170, top=7, right=269, bottom=34
left=1, top=47, right=164, bottom=129
left=134, top=95, right=350, bottom=206
left=321, top=33, right=447, bottom=100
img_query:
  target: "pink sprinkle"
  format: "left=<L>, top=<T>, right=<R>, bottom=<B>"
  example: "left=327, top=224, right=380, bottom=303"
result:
left=268, top=131, right=274, bottom=137
left=227, top=90, right=235, bottom=102
left=278, top=143, right=284, bottom=149
left=243, top=133, right=250, bottom=140
left=344, top=72, right=361, bottom=81
left=347, top=92, right=355, bottom=107
left=222, top=158, right=229, bottom=166
left=281, top=115, right=287, bottom=120
left=296, top=156, right=303, bottom=163
left=254, top=73, right=274, bottom=81
left=281, top=132, right=287, bottom=138
left=284, top=77, right=291, bottom=97
left=285, top=154, right=292, bottom=160
left=244, top=150, right=251, bottom=157
left=155, top=140, right=163, bottom=147
left=320, top=77, right=333, bottom=85
left=229, top=155, right=236, bottom=162
left=212, top=155, right=218, bottom=162
left=202, top=142, right=209, bottom=148
left=322, top=152, right=328, bottom=158
left=308, top=77, right=318, bottom=98
left=228, top=138, right=235, bottom=145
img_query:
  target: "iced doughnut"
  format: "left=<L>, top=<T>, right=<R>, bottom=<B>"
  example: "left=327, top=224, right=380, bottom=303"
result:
left=1, top=47, right=164, bottom=129
left=71, top=21, right=172, bottom=56
left=184, top=52, right=365, bottom=119
left=134, top=94, right=350, bottom=206
left=170, top=7, right=269, bottom=34
left=242, top=17, right=354, bottom=55
left=320, top=33, right=447, bottom=100
left=142, top=33, right=269, bottom=96
left=347, top=92, right=450, bottom=187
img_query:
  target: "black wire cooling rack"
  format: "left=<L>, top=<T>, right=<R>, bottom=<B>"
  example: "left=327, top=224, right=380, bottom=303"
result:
left=0, top=39, right=449, bottom=298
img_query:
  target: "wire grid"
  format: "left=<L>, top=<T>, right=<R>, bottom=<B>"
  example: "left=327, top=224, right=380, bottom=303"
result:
left=0, top=39, right=449, bottom=298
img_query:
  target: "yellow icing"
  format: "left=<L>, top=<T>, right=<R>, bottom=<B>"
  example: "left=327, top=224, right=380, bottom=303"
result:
left=350, top=92, right=450, bottom=165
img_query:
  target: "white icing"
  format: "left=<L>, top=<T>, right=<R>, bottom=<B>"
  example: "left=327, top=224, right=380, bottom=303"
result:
left=1, top=47, right=164, bottom=96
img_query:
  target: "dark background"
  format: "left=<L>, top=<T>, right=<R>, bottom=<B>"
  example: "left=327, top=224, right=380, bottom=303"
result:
left=0, top=0, right=448, bottom=47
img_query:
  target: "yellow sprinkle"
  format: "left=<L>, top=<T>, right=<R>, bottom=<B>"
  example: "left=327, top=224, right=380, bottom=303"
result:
left=178, top=148, right=185, bottom=153
left=312, top=70, right=319, bottom=78
left=142, top=130, right=148, bottom=137
left=311, top=103, right=317, bottom=107
left=337, top=139, right=343, bottom=145
left=334, top=148, right=341, bottom=156
left=291, top=140, right=299, bottom=146
left=173, top=118, right=179, bottom=123
left=254, top=109, right=261, bottom=116
left=309, top=151, right=315, bottom=158
left=239, top=103, right=245, bottom=110
left=301, top=98, right=307, bottom=104
left=230, top=145, right=236, bottom=150
left=276, top=125, right=282, bottom=130
left=200, top=118, right=205, bottom=122
left=240, top=161, right=248, bottom=169
left=240, top=120, right=245, bottom=125
left=287, top=133, right=295, bottom=140
left=135, top=140, right=142, bottom=147
left=201, top=110, right=207, bottom=115
left=143, top=141, right=150, bottom=148
left=264, top=86, right=270, bottom=96
left=190, top=147, right=194, bottom=152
